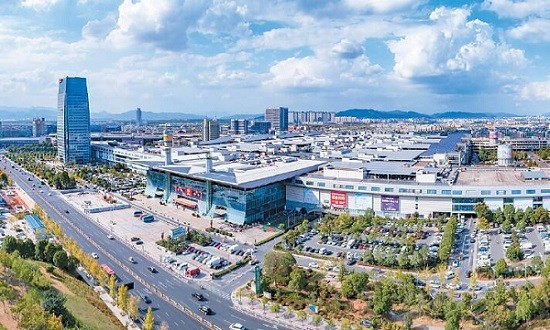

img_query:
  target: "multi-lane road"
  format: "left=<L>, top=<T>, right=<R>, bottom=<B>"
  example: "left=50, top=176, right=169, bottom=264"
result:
left=2, top=157, right=284, bottom=330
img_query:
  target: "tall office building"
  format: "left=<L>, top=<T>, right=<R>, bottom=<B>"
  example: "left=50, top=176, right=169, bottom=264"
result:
left=57, top=77, right=91, bottom=164
left=229, top=119, right=249, bottom=135
left=136, top=108, right=142, bottom=126
left=265, top=107, right=289, bottom=131
left=32, top=118, right=46, bottom=137
left=202, top=118, right=220, bottom=141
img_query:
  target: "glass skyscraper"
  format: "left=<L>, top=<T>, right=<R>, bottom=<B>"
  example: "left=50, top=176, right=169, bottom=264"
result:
left=57, top=77, right=91, bottom=164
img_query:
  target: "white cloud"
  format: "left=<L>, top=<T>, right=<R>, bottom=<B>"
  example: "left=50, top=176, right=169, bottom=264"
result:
left=331, top=39, right=364, bottom=59
left=387, top=7, right=525, bottom=94
left=108, top=0, right=209, bottom=51
left=343, top=0, right=420, bottom=13
left=20, top=0, right=60, bottom=10
left=482, top=0, right=550, bottom=19
left=508, top=18, right=550, bottom=42
left=521, top=81, right=550, bottom=100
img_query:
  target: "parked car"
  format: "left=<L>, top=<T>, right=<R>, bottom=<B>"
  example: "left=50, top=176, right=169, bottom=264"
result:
left=147, top=266, right=157, bottom=273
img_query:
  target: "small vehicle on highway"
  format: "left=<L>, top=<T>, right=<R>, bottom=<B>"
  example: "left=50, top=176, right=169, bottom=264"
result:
left=64, top=210, right=69, bottom=214
left=107, top=234, right=114, bottom=240
left=128, top=257, right=136, bottom=264
left=141, top=295, right=151, bottom=304
left=130, top=237, right=141, bottom=242
left=91, top=252, right=99, bottom=259
left=308, top=262, right=319, bottom=268
left=147, top=266, right=157, bottom=273
left=229, top=323, right=245, bottom=330
left=135, top=240, right=144, bottom=245
left=192, top=293, right=204, bottom=301
left=199, top=305, right=211, bottom=315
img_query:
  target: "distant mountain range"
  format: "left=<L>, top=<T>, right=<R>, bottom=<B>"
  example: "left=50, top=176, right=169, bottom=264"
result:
left=336, top=109, right=520, bottom=119
left=93, top=110, right=204, bottom=121
left=0, top=106, right=529, bottom=122
left=0, top=106, right=57, bottom=121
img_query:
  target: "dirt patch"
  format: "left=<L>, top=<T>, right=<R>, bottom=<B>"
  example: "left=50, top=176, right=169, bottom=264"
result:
left=40, top=268, right=75, bottom=297
left=0, top=306, right=19, bottom=330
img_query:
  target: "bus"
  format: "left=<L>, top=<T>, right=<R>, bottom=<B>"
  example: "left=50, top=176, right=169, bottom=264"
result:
left=101, top=264, right=115, bottom=276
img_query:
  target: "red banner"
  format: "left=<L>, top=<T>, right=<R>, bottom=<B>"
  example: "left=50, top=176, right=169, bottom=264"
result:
left=330, top=191, right=347, bottom=208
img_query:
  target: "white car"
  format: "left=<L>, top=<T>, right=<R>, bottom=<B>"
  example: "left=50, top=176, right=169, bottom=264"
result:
left=308, top=262, right=319, bottom=269
left=91, top=253, right=99, bottom=259
left=229, top=323, right=245, bottom=330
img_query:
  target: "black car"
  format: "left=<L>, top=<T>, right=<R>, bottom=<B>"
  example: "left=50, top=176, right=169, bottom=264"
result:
left=135, top=240, right=144, bottom=245
left=147, top=266, right=157, bottom=273
left=192, top=293, right=204, bottom=301
left=141, top=295, right=151, bottom=304
left=346, top=259, right=356, bottom=266
left=64, top=210, right=69, bottom=214
left=199, top=305, right=211, bottom=315
left=130, top=237, right=141, bottom=242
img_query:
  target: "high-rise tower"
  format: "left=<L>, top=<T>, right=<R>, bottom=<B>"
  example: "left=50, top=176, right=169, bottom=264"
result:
left=57, top=77, right=91, bottom=164
left=202, top=118, right=220, bottom=141
left=265, top=107, right=288, bottom=131
left=136, top=108, right=142, bottom=126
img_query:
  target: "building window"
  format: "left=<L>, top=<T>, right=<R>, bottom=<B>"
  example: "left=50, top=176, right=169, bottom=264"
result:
left=427, top=189, right=437, bottom=195
left=358, top=186, right=367, bottom=191
left=317, top=182, right=325, bottom=187
left=371, top=187, right=380, bottom=192
left=295, top=180, right=304, bottom=185
left=452, top=190, right=463, bottom=195
left=399, top=188, right=408, bottom=193
left=511, top=190, right=521, bottom=195
left=503, top=198, right=514, bottom=204
left=542, top=189, right=550, bottom=194
left=344, top=185, right=354, bottom=190
left=305, top=181, right=313, bottom=186
left=496, top=190, right=506, bottom=195
left=441, top=190, right=451, bottom=195
left=526, top=189, right=536, bottom=194
left=481, top=190, right=491, bottom=195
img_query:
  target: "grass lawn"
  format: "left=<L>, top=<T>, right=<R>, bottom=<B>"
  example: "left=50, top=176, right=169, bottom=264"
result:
left=42, top=266, right=123, bottom=330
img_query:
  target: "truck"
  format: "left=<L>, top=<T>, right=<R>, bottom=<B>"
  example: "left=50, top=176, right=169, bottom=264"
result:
left=186, top=266, right=200, bottom=277
left=208, top=257, right=222, bottom=269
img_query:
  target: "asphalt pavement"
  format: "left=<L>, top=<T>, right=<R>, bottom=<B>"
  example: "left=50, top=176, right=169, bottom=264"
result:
left=2, top=157, right=286, bottom=330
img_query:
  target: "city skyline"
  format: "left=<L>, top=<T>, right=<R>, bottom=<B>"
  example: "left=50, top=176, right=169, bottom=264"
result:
left=0, top=1, right=549, bottom=115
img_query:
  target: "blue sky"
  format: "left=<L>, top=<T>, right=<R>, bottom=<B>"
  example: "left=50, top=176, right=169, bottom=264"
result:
left=0, top=0, right=549, bottom=115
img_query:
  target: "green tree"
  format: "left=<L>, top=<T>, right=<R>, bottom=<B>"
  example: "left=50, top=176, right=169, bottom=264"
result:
left=495, top=258, right=509, bottom=278
left=2, top=236, right=18, bottom=254
left=506, top=233, right=523, bottom=261
left=35, top=240, right=48, bottom=261
left=20, top=239, right=35, bottom=259
left=288, top=267, right=307, bottom=291
left=263, top=251, right=296, bottom=286
left=43, top=289, right=67, bottom=317
left=445, top=307, right=461, bottom=330
left=297, top=310, right=306, bottom=321
left=516, top=290, right=534, bottom=322
left=534, top=207, right=549, bottom=224
left=531, top=255, right=543, bottom=273
left=44, top=243, right=62, bottom=263
left=143, top=307, right=155, bottom=330
left=474, top=202, right=492, bottom=222
left=52, top=250, right=69, bottom=270
left=371, top=283, right=392, bottom=316
left=341, top=272, right=369, bottom=299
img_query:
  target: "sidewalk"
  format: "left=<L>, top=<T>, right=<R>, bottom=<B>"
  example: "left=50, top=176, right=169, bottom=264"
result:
left=94, top=286, right=139, bottom=329
left=230, top=287, right=323, bottom=330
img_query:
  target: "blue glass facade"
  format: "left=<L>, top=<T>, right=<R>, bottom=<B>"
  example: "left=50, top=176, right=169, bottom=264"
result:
left=57, top=77, right=91, bottom=164
left=145, top=169, right=287, bottom=225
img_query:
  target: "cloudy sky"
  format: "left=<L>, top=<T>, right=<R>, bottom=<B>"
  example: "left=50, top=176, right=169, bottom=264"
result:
left=1, top=0, right=549, bottom=115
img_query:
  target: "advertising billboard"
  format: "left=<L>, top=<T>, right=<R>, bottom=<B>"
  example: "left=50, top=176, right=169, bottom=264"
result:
left=381, top=195, right=400, bottom=212
left=330, top=191, right=347, bottom=208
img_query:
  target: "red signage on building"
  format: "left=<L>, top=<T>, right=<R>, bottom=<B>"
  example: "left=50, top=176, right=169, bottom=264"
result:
left=330, top=191, right=347, bottom=208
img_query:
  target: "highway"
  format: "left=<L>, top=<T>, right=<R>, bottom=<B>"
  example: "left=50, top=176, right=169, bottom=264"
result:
left=2, top=157, right=282, bottom=330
